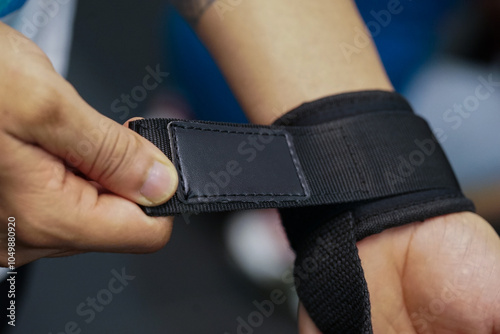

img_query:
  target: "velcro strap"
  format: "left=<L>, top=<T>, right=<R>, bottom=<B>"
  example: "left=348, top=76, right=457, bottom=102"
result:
left=130, top=111, right=460, bottom=216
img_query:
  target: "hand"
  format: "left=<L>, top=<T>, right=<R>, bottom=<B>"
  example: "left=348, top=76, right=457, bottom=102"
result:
left=0, top=23, right=178, bottom=266
left=298, top=212, right=500, bottom=333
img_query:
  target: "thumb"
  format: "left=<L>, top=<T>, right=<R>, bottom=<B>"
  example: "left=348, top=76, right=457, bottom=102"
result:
left=16, top=85, right=178, bottom=206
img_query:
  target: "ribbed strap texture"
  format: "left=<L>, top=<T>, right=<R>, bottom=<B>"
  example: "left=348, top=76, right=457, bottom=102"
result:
left=294, top=212, right=372, bottom=333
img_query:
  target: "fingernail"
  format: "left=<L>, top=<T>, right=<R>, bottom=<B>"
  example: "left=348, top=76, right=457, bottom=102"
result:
left=140, top=160, right=178, bottom=205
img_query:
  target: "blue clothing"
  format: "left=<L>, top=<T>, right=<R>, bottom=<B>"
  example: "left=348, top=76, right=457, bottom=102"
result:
left=355, top=0, right=458, bottom=89
left=164, top=9, right=248, bottom=123
left=0, top=0, right=28, bottom=18
left=165, top=0, right=458, bottom=121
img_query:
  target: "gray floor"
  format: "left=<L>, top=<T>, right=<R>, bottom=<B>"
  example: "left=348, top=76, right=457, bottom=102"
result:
left=7, top=2, right=297, bottom=333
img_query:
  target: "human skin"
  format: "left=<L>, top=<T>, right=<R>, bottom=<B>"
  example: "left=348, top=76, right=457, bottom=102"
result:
left=0, top=22, right=178, bottom=266
left=172, top=0, right=500, bottom=332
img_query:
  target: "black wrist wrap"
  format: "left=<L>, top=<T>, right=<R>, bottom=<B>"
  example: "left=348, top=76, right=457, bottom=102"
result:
left=130, top=90, right=474, bottom=333
left=273, top=91, right=474, bottom=333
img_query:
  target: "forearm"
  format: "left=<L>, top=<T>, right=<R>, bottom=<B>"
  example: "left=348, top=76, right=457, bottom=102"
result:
left=172, top=0, right=393, bottom=124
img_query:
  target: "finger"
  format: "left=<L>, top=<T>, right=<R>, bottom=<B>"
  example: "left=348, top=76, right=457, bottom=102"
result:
left=11, top=81, right=178, bottom=206
left=62, top=170, right=174, bottom=253
left=29, top=168, right=175, bottom=253
left=123, top=117, right=144, bottom=128
left=81, top=195, right=175, bottom=253
left=298, top=303, right=322, bottom=334
left=67, top=169, right=174, bottom=253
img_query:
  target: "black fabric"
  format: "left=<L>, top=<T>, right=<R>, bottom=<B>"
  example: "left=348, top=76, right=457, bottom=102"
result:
left=273, top=91, right=474, bottom=334
left=276, top=90, right=413, bottom=126
left=272, top=92, right=474, bottom=250
left=294, top=213, right=372, bottom=333
left=131, top=90, right=475, bottom=334
left=130, top=99, right=465, bottom=217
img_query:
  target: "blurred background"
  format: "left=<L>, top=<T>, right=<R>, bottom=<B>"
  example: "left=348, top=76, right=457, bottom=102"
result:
left=4, top=0, right=500, bottom=333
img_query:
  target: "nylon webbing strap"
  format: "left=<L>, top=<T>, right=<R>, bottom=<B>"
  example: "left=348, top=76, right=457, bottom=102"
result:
left=294, top=212, right=372, bottom=333
left=130, top=111, right=460, bottom=216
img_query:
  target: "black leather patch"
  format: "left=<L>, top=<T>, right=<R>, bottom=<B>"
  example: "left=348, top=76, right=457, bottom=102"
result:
left=167, top=121, right=310, bottom=204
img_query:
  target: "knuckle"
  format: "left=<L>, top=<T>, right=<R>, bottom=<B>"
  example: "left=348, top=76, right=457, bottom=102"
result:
left=9, top=64, right=64, bottom=127
left=90, top=127, right=138, bottom=183
left=27, top=87, right=62, bottom=126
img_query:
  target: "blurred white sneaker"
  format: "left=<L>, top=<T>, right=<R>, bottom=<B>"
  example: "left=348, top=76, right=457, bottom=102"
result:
left=225, top=209, right=295, bottom=284
left=225, top=209, right=299, bottom=314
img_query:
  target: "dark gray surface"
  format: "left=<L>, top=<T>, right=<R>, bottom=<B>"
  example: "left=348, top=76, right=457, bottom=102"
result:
left=10, top=216, right=296, bottom=334
left=8, top=1, right=297, bottom=333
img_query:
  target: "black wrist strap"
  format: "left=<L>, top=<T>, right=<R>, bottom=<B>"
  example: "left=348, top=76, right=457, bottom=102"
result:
left=129, top=96, right=465, bottom=217
left=130, top=91, right=474, bottom=333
